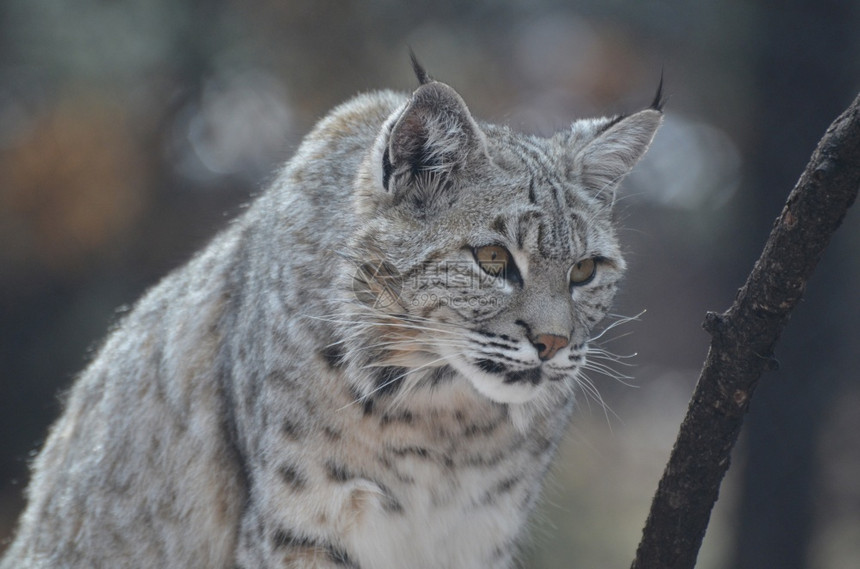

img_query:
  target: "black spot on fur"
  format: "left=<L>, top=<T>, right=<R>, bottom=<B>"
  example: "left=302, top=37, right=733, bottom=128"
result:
left=319, top=344, right=346, bottom=369
left=327, top=543, right=361, bottom=568
left=490, top=215, right=508, bottom=235
left=504, top=367, right=542, bottom=386
left=463, top=419, right=502, bottom=438
left=281, top=419, right=305, bottom=441
left=326, top=460, right=355, bottom=483
left=479, top=475, right=521, bottom=506
left=527, top=178, right=538, bottom=204
left=515, top=210, right=541, bottom=250
left=391, top=446, right=431, bottom=459
left=382, top=497, right=404, bottom=514
left=376, top=482, right=405, bottom=514
left=278, top=464, right=306, bottom=491
left=536, top=222, right=547, bottom=258
left=374, top=366, right=408, bottom=397
left=429, top=366, right=454, bottom=386
left=475, top=359, right=508, bottom=374
left=322, top=425, right=343, bottom=441
left=494, top=475, right=520, bottom=495
left=272, top=528, right=314, bottom=550
left=463, top=449, right=507, bottom=468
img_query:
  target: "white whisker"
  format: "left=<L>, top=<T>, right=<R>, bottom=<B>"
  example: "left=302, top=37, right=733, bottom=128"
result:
left=589, top=310, right=645, bottom=342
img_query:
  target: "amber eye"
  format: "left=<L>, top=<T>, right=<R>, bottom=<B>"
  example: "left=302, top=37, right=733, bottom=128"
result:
left=474, top=245, right=512, bottom=278
left=569, top=258, right=597, bottom=286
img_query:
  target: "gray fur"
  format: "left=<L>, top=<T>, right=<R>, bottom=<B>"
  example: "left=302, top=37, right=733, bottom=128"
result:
left=1, top=73, right=660, bottom=569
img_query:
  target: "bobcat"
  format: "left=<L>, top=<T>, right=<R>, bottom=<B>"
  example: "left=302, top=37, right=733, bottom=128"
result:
left=1, top=57, right=662, bottom=568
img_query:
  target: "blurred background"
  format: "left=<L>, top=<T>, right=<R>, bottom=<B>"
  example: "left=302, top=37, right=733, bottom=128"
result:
left=1, top=1, right=859, bottom=567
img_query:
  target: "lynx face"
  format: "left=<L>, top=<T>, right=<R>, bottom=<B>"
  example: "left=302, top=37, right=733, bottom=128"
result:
left=345, top=77, right=661, bottom=406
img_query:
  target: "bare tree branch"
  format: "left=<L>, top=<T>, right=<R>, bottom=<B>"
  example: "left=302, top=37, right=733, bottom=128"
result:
left=630, top=92, right=860, bottom=569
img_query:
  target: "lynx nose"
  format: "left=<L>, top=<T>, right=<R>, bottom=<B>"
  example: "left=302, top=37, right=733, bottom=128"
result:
left=531, top=334, right=569, bottom=361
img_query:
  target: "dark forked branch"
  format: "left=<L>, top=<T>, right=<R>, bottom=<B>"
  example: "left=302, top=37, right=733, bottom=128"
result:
left=631, top=91, right=860, bottom=569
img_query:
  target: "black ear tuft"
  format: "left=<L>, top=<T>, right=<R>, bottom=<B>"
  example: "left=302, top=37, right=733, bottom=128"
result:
left=409, top=48, right=432, bottom=86
left=650, top=69, right=666, bottom=112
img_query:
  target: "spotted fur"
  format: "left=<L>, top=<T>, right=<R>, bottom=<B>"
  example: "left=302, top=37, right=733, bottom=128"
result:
left=1, top=65, right=661, bottom=569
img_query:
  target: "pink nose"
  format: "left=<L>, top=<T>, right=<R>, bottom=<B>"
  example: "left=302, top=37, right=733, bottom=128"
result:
left=532, top=334, right=569, bottom=361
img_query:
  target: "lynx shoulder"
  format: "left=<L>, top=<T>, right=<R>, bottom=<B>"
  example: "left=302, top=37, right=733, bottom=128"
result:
left=1, top=60, right=661, bottom=569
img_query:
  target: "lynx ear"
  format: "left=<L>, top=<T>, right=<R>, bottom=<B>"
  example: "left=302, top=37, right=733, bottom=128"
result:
left=578, top=109, right=662, bottom=205
left=383, top=81, right=488, bottom=213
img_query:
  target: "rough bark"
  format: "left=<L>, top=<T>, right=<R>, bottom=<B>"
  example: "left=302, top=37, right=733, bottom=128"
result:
left=630, top=91, right=860, bottom=569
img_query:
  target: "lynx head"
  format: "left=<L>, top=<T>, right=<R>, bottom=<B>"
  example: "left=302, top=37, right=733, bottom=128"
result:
left=344, top=62, right=662, bottom=408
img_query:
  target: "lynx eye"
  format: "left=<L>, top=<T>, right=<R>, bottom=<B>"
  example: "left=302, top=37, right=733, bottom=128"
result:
left=569, top=258, right=597, bottom=286
left=473, top=245, right=512, bottom=278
